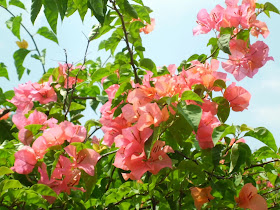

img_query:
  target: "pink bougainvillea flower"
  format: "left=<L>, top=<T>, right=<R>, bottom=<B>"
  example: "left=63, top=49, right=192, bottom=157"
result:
left=30, top=82, right=57, bottom=104
left=11, top=146, right=37, bottom=174
left=224, top=82, right=251, bottom=112
left=12, top=111, right=28, bottom=130
left=137, top=103, right=169, bottom=131
left=59, top=121, right=86, bottom=143
left=190, top=186, right=215, bottom=210
left=139, top=18, right=155, bottom=34
left=147, top=141, right=174, bottom=174
left=64, top=145, right=100, bottom=176
left=26, top=110, right=48, bottom=125
left=222, top=40, right=273, bottom=81
left=229, top=137, right=246, bottom=146
left=193, top=9, right=215, bottom=35
left=235, top=183, right=267, bottom=210
left=32, top=136, right=49, bottom=159
left=250, top=20, right=269, bottom=38
left=121, top=104, right=139, bottom=123
left=18, top=128, right=33, bottom=145
left=196, top=112, right=220, bottom=149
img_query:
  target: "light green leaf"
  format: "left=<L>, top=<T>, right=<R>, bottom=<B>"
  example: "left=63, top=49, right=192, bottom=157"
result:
left=37, top=27, right=58, bottom=44
left=73, top=0, right=88, bottom=21
left=31, top=0, right=42, bottom=24
left=0, top=0, right=7, bottom=8
left=177, top=102, right=202, bottom=132
left=218, top=34, right=231, bottom=55
left=181, top=90, right=203, bottom=103
left=229, top=144, right=239, bottom=173
left=30, top=184, right=57, bottom=197
left=25, top=124, right=43, bottom=135
left=212, top=125, right=236, bottom=146
left=114, top=82, right=132, bottom=99
left=0, top=179, right=22, bottom=192
left=6, top=16, right=22, bottom=40
left=13, top=49, right=30, bottom=80
left=43, top=0, right=58, bottom=34
left=0, top=63, right=9, bottom=80
left=0, top=166, right=14, bottom=176
left=9, top=0, right=25, bottom=9
left=69, top=102, right=86, bottom=111
left=244, top=127, right=277, bottom=152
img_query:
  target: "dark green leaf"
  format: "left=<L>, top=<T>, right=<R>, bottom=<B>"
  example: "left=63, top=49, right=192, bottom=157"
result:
left=43, top=0, right=58, bottom=33
left=31, top=0, right=42, bottom=24
left=140, top=58, right=156, bottom=75
left=0, top=63, right=9, bottom=80
left=124, top=0, right=138, bottom=19
left=55, top=0, right=68, bottom=20
left=0, top=0, right=7, bottom=7
left=229, top=144, right=239, bottom=173
left=177, top=102, right=202, bottom=132
left=264, top=2, right=280, bottom=14
left=244, top=127, right=277, bottom=152
left=37, top=27, right=58, bottom=44
left=236, top=30, right=250, bottom=41
left=218, top=34, right=231, bottom=55
left=13, top=49, right=30, bottom=80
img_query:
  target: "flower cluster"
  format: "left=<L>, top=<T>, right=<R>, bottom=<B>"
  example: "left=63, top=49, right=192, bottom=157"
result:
left=100, top=60, right=252, bottom=179
left=9, top=79, right=100, bottom=198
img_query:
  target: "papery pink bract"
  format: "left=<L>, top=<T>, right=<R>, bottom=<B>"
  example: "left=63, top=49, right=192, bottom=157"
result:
left=12, top=146, right=37, bottom=174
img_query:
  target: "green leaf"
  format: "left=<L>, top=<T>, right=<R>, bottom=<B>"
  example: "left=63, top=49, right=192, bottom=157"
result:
left=264, top=2, right=280, bottom=14
left=0, top=166, right=14, bottom=176
left=9, top=0, right=25, bottom=9
left=91, top=68, right=110, bottom=84
left=213, top=79, right=226, bottom=89
left=0, top=179, right=22, bottom=193
left=212, top=125, right=236, bottom=146
left=55, top=0, right=68, bottom=20
left=177, top=102, right=202, bottom=132
left=73, top=0, right=88, bottom=21
left=0, top=0, right=7, bottom=7
left=236, top=30, right=250, bottom=41
left=89, top=0, right=104, bottom=20
left=37, top=27, right=58, bottom=44
left=13, top=49, right=30, bottom=80
left=31, top=0, right=42, bottom=24
left=124, top=0, right=138, bottom=19
left=43, top=0, right=58, bottom=33
left=145, top=126, right=160, bottom=158
left=69, top=102, right=86, bottom=111
left=6, top=16, right=22, bottom=40
left=229, top=144, right=239, bottom=173
left=30, top=184, right=57, bottom=197
left=31, top=49, right=46, bottom=65
left=133, top=4, right=150, bottom=23
left=244, top=127, right=277, bottom=152
left=218, top=34, right=231, bottom=55
left=181, top=90, right=203, bottom=103
left=82, top=171, right=98, bottom=201
left=217, top=103, right=230, bottom=123
left=187, top=54, right=199, bottom=62
left=114, top=82, right=131, bottom=99
left=140, top=58, right=157, bottom=75
left=85, top=119, right=101, bottom=131
left=25, top=124, right=43, bottom=135
left=0, top=63, right=9, bottom=80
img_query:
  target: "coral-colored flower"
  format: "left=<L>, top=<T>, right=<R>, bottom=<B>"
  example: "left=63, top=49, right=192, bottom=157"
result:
left=235, top=183, right=267, bottom=210
left=139, top=18, right=155, bottom=34
left=12, top=146, right=37, bottom=174
left=224, top=82, right=251, bottom=112
left=190, top=186, right=214, bottom=210
left=59, top=121, right=87, bottom=143
left=64, top=145, right=100, bottom=176
left=229, top=137, right=246, bottom=146
left=30, top=82, right=57, bottom=104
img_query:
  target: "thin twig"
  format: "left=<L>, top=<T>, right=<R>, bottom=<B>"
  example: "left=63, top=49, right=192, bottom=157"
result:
left=262, top=187, right=280, bottom=196
left=245, top=159, right=280, bottom=170
left=72, top=96, right=96, bottom=100
left=110, top=0, right=140, bottom=83
left=0, top=5, right=46, bottom=74
left=98, top=150, right=119, bottom=162
left=175, top=150, right=198, bottom=165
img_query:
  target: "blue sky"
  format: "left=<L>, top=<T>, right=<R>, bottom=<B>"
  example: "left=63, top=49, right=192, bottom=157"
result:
left=0, top=0, right=279, bottom=150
